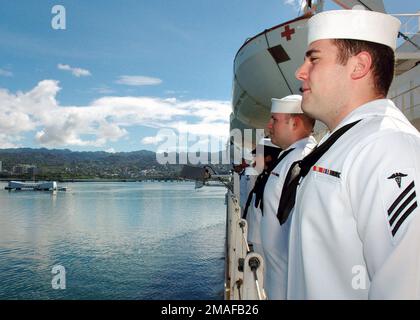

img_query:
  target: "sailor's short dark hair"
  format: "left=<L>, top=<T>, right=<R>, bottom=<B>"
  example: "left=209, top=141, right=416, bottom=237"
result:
left=333, top=39, right=395, bottom=96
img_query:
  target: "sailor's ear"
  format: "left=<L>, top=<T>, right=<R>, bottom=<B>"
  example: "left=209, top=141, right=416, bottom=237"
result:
left=350, top=51, right=372, bottom=80
left=290, top=115, right=300, bottom=129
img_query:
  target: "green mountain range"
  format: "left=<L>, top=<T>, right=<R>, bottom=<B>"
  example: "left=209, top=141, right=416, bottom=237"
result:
left=0, top=148, right=231, bottom=180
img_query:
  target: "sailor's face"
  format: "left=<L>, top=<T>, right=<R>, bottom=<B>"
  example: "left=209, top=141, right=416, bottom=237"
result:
left=267, top=113, right=293, bottom=149
left=232, top=163, right=244, bottom=173
left=295, top=39, right=348, bottom=127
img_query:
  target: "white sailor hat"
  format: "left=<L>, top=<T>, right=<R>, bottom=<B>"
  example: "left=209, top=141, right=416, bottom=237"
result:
left=307, top=9, right=401, bottom=50
left=257, top=137, right=280, bottom=149
left=252, top=137, right=281, bottom=154
left=271, top=95, right=303, bottom=114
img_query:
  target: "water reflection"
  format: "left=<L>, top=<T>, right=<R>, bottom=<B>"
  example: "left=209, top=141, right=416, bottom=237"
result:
left=0, top=181, right=226, bottom=299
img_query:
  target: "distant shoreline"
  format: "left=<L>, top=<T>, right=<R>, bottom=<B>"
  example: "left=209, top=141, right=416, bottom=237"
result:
left=0, top=178, right=186, bottom=183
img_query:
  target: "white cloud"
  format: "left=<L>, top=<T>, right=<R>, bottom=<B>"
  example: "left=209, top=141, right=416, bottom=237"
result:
left=92, top=86, right=115, bottom=94
left=0, top=133, right=20, bottom=148
left=0, top=68, right=13, bottom=77
left=283, top=0, right=306, bottom=12
left=165, top=90, right=189, bottom=95
left=105, top=148, right=116, bottom=153
left=57, top=63, right=91, bottom=77
left=116, top=75, right=162, bottom=86
left=168, top=121, right=229, bottom=138
left=141, top=135, right=167, bottom=145
left=0, top=80, right=231, bottom=149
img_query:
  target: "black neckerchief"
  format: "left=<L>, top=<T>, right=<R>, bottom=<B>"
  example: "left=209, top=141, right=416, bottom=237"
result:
left=242, top=148, right=294, bottom=219
left=276, top=120, right=362, bottom=225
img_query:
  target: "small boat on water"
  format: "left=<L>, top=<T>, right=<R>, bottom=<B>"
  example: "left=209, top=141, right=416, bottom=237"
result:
left=4, top=181, right=66, bottom=191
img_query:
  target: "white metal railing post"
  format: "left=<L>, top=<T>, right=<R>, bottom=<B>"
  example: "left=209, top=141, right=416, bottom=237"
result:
left=233, top=172, right=240, bottom=199
left=224, top=191, right=230, bottom=299
left=228, top=193, right=242, bottom=299
left=226, top=192, right=235, bottom=299
left=392, top=12, right=420, bottom=35
left=243, top=252, right=267, bottom=300
left=225, top=189, right=268, bottom=300
left=232, top=198, right=246, bottom=299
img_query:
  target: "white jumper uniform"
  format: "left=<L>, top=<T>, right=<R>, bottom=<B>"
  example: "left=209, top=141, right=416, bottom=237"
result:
left=261, top=136, right=317, bottom=299
left=287, top=99, right=420, bottom=299
left=239, top=166, right=259, bottom=215
left=246, top=192, right=264, bottom=257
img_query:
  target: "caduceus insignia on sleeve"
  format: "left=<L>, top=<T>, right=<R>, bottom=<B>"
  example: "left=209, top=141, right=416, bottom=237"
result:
left=387, top=172, right=408, bottom=188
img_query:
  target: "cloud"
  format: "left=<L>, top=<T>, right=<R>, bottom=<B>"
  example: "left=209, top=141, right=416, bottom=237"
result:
left=141, top=135, right=167, bottom=145
left=283, top=0, right=306, bottom=12
left=92, top=86, right=115, bottom=94
left=164, top=90, right=189, bottom=97
left=116, top=75, right=162, bottom=86
left=0, top=133, right=20, bottom=148
left=0, top=68, right=13, bottom=77
left=105, top=148, right=116, bottom=153
left=0, top=80, right=230, bottom=149
left=0, top=80, right=60, bottom=147
left=57, top=63, right=91, bottom=77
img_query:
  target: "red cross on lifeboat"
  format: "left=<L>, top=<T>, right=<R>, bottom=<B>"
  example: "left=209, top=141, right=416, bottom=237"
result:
left=281, top=25, right=295, bottom=41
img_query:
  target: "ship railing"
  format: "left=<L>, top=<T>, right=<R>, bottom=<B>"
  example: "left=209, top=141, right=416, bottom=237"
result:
left=392, top=12, right=420, bottom=36
left=389, top=62, right=420, bottom=127
left=225, top=185, right=266, bottom=300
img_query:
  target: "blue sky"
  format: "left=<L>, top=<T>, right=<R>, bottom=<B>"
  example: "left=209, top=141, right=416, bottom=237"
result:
left=0, top=0, right=418, bottom=152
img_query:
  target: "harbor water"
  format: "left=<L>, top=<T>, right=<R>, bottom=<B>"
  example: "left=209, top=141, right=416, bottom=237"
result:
left=0, top=181, right=226, bottom=300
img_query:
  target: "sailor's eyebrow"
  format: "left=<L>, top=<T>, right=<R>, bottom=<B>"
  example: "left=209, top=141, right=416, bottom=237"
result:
left=305, top=49, right=321, bottom=58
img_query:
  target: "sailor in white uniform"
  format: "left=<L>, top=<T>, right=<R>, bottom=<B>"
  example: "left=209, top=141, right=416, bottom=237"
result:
left=230, top=143, right=256, bottom=214
left=260, top=95, right=317, bottom=300
left=285, top=9, right=420, bottom=299
left=244, top=137, right=282, bottom=257
left=239, top=148, right=259, bottom=215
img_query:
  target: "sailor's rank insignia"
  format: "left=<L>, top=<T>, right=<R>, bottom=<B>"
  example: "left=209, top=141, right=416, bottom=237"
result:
left=387, top=172, right=408, bottom=188
left=312, top=165, right=341, bottom=178
left=384, top=169, right=418, bottom=239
